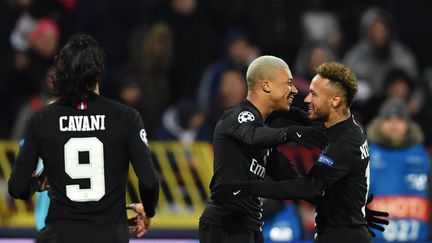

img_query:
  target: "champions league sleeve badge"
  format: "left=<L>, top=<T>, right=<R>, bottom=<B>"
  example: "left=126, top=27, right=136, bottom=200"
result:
left=238, top=111, right=255, bottom=123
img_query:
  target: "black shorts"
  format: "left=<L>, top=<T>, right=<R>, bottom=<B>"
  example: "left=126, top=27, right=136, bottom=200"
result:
left=314, top=225, right=371, bottom=243
left=199, top=218, right=263, bottom=243
left=36, top=222, right=129, bottom=243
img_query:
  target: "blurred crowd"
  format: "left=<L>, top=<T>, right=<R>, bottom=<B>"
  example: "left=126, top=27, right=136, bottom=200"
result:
left=1, top=0, right=432, bottom=241
left=1, top=0, right=432, bottom=145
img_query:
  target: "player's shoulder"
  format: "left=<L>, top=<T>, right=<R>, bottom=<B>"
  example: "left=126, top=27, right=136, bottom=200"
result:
left=97, top=95, right=139, bottom=115
left=222, top=100, right=262, bottom=124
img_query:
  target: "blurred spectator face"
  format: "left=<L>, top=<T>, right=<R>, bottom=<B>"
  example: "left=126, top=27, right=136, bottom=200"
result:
left=386, top=79, right=410, bottom=100
left=171, top=0, right=196, bottom=15
left=189, top=112, right=205, bottom=129
left=368, top=19, right=389, bottom=47
left=10, top=0, right=32, bottom=8
left=308, top=47, right=328, bottom=75
left=28, top=18, right=60, bottom=58
left=121, top=83, right=141, bottom=105
left=379, top=115, right=408, bottom=141
left=228, top=38, right=258, bottom=66
left=144, top=23, right=172, bottom=59
left=218, top=70, right=247, bottom=108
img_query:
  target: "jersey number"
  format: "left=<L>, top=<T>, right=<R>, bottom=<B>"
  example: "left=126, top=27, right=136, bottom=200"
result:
left=64, top=137, right=105, bottom=202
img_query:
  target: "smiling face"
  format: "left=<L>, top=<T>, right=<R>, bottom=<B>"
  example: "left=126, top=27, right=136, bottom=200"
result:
left=270, top=67, right=298, bottom=111
left=304, top=74, right=333, bottom=121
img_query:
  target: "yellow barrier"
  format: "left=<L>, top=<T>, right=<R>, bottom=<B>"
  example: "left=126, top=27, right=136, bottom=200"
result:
left=0, top=140, right=214, bottom=229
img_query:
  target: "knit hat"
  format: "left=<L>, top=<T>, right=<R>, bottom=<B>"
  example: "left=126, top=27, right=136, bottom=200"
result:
left=378, top=98, right=410, bottom=121
left=28, top=17, right=60, bottom=44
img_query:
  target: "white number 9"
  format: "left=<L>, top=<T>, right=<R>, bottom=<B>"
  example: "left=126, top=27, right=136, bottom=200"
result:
left=64, top=137, right=105, bottom=202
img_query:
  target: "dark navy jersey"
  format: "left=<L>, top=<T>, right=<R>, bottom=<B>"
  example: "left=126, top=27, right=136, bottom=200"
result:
left=9, top=94, right=159, bottom=228
left=309, top=115, right=370, bottom=229
left=201, top=100, right=294, bottom=231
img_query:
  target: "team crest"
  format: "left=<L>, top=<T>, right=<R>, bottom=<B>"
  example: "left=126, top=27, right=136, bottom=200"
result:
left=140, top=129, right=149, bottom=146
left=238, top=111, right=255, bottom=123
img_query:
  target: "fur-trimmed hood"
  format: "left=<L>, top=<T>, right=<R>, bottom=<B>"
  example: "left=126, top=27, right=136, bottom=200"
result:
left=367, top=118, right=424, bottom=149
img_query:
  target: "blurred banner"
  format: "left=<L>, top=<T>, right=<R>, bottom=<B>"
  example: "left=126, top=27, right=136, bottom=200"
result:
left=0, top=141, right=213, bottom=229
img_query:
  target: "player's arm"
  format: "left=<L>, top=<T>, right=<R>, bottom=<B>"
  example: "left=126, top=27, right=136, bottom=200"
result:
left=266, top=148, right=301, bottom=181
left=127, top=109, right=160, bottom=218
left=267, top=107, right=320, bottom=127
left=8, top=115, right=41, bottom=200
left=212, top=175, right=324, bottom=203
left=307, top=141, right=352, bottom=188
left=225, top=109, right=328, bottom=149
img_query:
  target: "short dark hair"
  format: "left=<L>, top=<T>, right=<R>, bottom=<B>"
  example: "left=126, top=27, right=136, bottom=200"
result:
left=316, top=62, right=358, bottom=106
left=52, top=33, right=105, bottom=104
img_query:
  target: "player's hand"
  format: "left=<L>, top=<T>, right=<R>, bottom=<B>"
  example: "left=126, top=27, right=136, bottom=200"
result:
left=32, top=170, right=49, bottom=192
left=365, top=194, right=389, bottom=238
left=211, top=181, right=251, bottom=204
left=126, top=203, right=151, bottom=237
left=285, top=126, right=329, bottom=149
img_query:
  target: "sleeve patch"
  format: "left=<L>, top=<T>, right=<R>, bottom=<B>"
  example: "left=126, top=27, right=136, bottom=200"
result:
left=317, top=154, right=334, bottom=167
left=140, top=129, right=149, bottom=146
left=237, top=111, right=255, bottom=123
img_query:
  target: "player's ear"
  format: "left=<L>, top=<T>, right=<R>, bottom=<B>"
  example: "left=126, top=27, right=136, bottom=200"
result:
left=262, top=80, right=271, bottom=93
left=331, top=95, right=342, bottom=107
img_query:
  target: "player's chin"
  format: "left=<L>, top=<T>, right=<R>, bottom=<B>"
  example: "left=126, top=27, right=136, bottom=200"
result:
left=280, top=104, right=291, bottom=111
left=307, top=110, right=316, bottom=120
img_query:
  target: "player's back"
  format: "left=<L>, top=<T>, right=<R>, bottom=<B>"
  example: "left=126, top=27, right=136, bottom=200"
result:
left=31, top=94, right=137, bottom=227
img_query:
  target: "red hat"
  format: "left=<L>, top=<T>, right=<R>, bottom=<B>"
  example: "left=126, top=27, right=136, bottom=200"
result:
left=28, top=17, right=60, bottom=44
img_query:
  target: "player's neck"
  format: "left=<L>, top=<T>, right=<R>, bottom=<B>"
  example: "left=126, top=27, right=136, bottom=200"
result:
left=324, top=108, right=350, bottom=128
left=94, top=83, right=100, bottom=94
left=247, top=92, right=271, bottom=120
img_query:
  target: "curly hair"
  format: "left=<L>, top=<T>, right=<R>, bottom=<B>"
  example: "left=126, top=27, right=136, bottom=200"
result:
left=52, top=33, right=105, bottom=104
left=316, top=62, right=358, bottom=107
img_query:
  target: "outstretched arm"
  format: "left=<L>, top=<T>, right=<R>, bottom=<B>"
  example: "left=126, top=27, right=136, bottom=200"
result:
left=212, top=176, right=324, bottom=203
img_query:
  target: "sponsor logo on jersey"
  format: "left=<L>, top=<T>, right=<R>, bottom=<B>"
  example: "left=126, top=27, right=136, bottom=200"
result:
left=317, top=154, right=334, bottom=167
left=140, top=129, right=149, bottom=146
left=238, top=111, right=255, bottom=123
left=250, top=158, right=265, bottom=179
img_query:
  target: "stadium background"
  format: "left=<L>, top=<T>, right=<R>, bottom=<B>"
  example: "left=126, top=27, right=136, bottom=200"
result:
left=1, top=0, right=432, bottom=242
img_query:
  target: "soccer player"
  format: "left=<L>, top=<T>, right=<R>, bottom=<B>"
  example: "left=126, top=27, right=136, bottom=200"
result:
left=8, top=33, right=159, bottom=243
left=213, top=62, right=389, bottom=243
left=199, top=55, right=329, bottom=243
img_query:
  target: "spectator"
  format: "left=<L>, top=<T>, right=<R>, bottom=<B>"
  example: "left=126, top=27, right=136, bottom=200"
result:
left=118, top=22, right=173, bottom=137
left=358, top=67, right=415, bottom=125
left=156, top=98, right=212, bottom=144
left=205, top=68, right=247, bottom=132
left=413, top=67, right=432, bottom=145
left=343, top=7, right=418, bottom=102
left=293, top=41, right=337, bottom=110
left=0, top=17, right=60, bottom=138
left=367, top=98, right=430, bottom=241
left=157, top=0, right=218, bottom=101
left=198, top=27, right=259, bottom=112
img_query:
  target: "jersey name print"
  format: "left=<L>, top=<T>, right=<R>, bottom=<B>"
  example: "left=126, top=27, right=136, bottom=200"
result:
left=360, top=140, right=369, bottom=159
left=59, top=115, right=106, bottom=131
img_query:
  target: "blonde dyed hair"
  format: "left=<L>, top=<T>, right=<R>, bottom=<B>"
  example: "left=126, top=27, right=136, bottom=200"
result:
left=246, top=55, right=289, bottom=90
